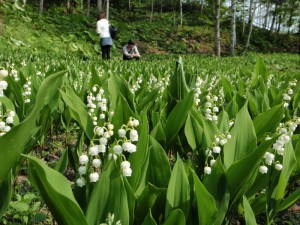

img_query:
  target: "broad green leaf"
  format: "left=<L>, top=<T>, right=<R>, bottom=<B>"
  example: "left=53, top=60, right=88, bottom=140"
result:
left=277, top=188, right=300, bottom=212
left=253, top=104, right=284, bottom=138
left=54, top=148, right=69, bottom=174
left=165, top=91, right=194, bottom=147
left=24, top=155, right=88, bottom=225
left=135, top=183, right=167, bottom=225
left=0, top=171, right=12, bottom=217
left=128, top=112, right=149, bottom=192
left=226, top=138, right=276, bottom=207
left=141, top=210, right=158, bottom=225
left=108, top=72, right=135, bottom=113
left=224, top=102, right=257, bottom=168
left=147, top=136, right=171, bottom=188
left=255, top=58, right=268, bottom=85
left=203, top=158, right=229, bottom=225
left=243, top=195, right=257, bottom=225
left=164, top=209, right=186, bottom=225
left=86, top=161, right=130, bottom=225
left=184, top=113, right=203, bottom=150
left=0, top=70, right=66, bottom=186
left=221, top=76, right=233, bottom=101
left=59, top=87, right=94, bottom=140
left=192, top=170, right=218, bottom=225
left=165, top=155, right=190, bottom=219
left=168, top=56, right=190, bottom=101
left=136, top=88, right=159, bottom=113
left=112, top=94, right=138, bottom=138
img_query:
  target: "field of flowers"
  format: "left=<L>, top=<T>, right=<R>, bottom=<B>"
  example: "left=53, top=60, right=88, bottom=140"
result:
left=0, top=53, right=299, bottom=225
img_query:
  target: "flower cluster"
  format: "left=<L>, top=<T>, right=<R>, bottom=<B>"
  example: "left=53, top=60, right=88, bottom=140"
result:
left=0, top=69, right=9, bottom=97
left=0, top=110, right=16, bottom=137
left=76, top=117, right=139, bottom=187
left=259, top=117, right=300, bottom=174
left=204, top=133, right=232, bottom=175
left=282, top=79, right=297, bottom=108
left=147, top=73, right=170, bottom=95
left=87, top=86, right=109, bottom=124
left=22, top=78, right=32, bottom=103
left=203, top=94, right=222, bottom=122
left=194, top=77, right=203, bottom=106
left=130, top=76, right=143, bottom=93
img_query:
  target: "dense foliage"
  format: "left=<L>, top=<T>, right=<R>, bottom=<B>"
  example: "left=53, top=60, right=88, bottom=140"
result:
left=0, top=1, right=300, bottom=225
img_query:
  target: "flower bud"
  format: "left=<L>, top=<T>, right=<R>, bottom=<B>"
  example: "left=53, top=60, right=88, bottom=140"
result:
left=259, top=165, right=268, bottom=174
left=76, top=177, right=86, bottom=187
left=89, top=172, right=99, bottom=182
left=118, top=129, right=126, bottom=138
left=92, top=159, right=101, bottom=168
left=79, top=155, right=89, bottom=165
left=204, top=166, right=211, bottom=175
left=78, top=166, right=87, bottom=175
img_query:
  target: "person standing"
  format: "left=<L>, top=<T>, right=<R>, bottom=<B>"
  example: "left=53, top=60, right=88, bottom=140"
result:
left=97, top=11, right=113, bottom=60
left=123, top=40, right=141, bottom=60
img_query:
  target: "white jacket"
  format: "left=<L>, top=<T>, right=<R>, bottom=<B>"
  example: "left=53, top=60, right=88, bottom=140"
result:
left=96, top=19, right=110, bottom=38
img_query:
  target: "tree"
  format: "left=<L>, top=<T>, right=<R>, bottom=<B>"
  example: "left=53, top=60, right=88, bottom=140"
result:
left=243, top=1, right=258, bottom=54
left=230, top=0, right=236, bottom=56
left=214, top=0, right=221, bottom=56
left=97, top=0, right=103, bottom=14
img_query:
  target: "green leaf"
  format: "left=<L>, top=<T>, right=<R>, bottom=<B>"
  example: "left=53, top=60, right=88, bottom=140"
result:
left=203, top=158, right=229, bottom=225
left=253, top=104, right=284, bottom=137
left=243, top=195, right=257, bottom=225
left=164, top=209, right=186, bottom=225
left=221, top=76, right=233, bottom=101
left=59, top=87, right=94, bottom=140
left=168, top=56, right=190, bottom=101
left=128, top=112, right=149, bottom=193
left=86, top=161, right=130, bottom=225
left=24, top=154, right=88, bottom=225
left=0, top=172, right=12, bottom=217
left=108, top=72, right=136, bottom=113
left=147, top=136, right=171, bottom=188
left=141, top=210, right=158, bottom=225
left=137, top=89, right=159, bottom=113
left=54, top=148, right=69, bottom=174
left=224, top=102, right=257, bottom=168
left=0, top=70, right=66, bottom=186
left=226, top=138, right=276, bottom=207
left=135, top=183, right=167, bottom=225
left=184, top=113, right=203, bottom=150
left=10, top=202, right=29, bottom=212
left=165, top=155, right=190, bottom=219
left=192, top=170, right=218, bottom=225
left=277, top=188, right=300, bottom=212
left=165, top=91, right=194, bottom=147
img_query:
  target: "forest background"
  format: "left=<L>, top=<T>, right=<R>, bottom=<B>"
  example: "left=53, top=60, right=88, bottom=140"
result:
left=0, top=0, right=300, bottom=58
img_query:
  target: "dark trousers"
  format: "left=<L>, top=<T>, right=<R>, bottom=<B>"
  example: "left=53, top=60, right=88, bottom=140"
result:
left=101, top=45, right=111, bottom=60
left=123, top=55, right=140, bottom=61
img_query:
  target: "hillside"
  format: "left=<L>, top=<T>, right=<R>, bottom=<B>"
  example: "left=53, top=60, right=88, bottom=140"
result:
left=0, top=1, right=299, bottom=59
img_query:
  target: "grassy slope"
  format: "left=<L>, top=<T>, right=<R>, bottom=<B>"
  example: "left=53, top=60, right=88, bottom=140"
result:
left=0, top=2, right=299, bottom=60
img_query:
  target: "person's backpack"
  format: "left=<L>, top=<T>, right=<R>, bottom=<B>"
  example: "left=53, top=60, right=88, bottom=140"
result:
left=109, top=25, right=118, bottom=39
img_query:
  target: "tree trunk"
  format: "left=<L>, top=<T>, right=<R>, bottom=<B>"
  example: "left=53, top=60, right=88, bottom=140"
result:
left=243, top=2, right=257, bottom=54
left=97, top=0, right=102, bottom=14
left=287, top=0, right=295, bottom=35
left=86, top=0, right=91, bottom=17
left=161, top=0, right=163, bottom=13
left=150, top=0, right=154, bottom=22
left=270, top=1, right=279, bottom=32
left=129, top=0, right=131, bottom=11
left=106, top=0, right=110, bottom=20
left=263, top=0, right=270, bottom=29
left=230, top=0, right=236, bottom=56
left=180, top=0, right=183, bottom=26
left=39, top=0, right=44, bottom=14
left=248, top=0, right=253, bottom=26
left=214, top=0, right=221, bottom=57
left=242, top=0, right=246, bottom=36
